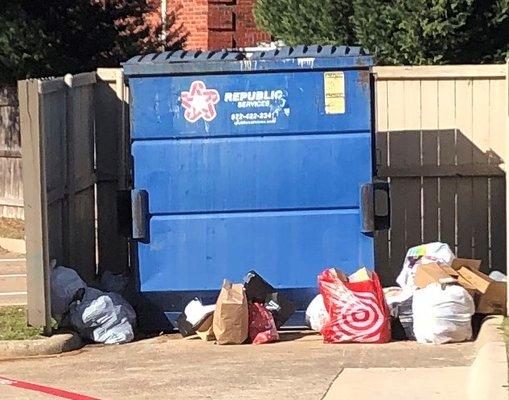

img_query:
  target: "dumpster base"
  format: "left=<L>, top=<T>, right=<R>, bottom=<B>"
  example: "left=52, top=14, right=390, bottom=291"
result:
left=135, top=288, right=317, bottom=332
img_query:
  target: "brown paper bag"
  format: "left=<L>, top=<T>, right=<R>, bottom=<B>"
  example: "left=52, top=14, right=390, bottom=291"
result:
left=196, top=314, right=215, bottom=341
left=213, top=280, right=248, bottom=344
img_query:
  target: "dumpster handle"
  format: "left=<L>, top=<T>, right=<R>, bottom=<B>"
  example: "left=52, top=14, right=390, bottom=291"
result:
left=360, top=181, right=390, bottom=233
left=132, top=189, right=150, bottom=242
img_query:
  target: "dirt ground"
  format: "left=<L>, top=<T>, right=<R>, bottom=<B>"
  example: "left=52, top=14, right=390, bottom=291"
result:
left=0, top=332, right=476, bottom=400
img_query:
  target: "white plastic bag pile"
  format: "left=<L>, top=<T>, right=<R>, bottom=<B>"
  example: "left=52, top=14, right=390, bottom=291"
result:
left=396, top=242, right=455, bottom=291
left=50, top=262, right=136, bottom=344
left=387, top=242, right=475, bottom=344
left=412, top=283, right=475, bottom=344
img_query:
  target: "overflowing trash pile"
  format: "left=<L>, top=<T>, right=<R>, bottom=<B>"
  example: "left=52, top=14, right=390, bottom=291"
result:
left=49, top=241, right=506, bottom=347
left=177, top=271, right=294, bottom=344
left=178, top=242, right=507, bottom=346
left=50, top=261, right=136, bottom=344
left=383, top=242, right=506, bottom=344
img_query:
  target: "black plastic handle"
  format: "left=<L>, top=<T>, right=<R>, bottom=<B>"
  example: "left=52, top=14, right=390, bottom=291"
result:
left=360, top=181, right=391, bottom=233
left=131, top=189, right=149, bottom=242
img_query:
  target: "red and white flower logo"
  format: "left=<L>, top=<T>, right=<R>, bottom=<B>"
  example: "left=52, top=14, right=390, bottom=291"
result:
left=180, top=81, right=220, bottom=123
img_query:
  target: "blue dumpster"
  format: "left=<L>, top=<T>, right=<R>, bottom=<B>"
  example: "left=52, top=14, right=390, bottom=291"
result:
left=123, top=45, right=388, bottom=330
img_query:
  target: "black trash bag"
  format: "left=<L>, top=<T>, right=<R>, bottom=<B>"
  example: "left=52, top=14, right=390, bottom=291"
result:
left=243, top=270, right=295, bottom=328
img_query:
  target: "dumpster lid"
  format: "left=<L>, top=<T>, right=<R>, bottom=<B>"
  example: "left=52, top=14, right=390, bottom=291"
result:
left=123, top=45, right=372, bottom=77
left=249, top=44, right=369, bottom=59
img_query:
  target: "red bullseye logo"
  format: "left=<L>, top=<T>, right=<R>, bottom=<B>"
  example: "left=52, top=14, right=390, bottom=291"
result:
left=324, top=283, right=384, bottom=342
left=181, top=81, right=220, bottom=123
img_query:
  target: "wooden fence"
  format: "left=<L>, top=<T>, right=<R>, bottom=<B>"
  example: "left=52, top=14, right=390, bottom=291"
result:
left=0, top=86, right=23, bottom=219
left=373, top=64, right=508, bottom=286
left=19, top=71, right=129, bottom=328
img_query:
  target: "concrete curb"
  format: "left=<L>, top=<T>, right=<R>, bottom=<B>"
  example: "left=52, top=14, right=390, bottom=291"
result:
left=468, top=316, right=508, bottom=400
left=0, top=332, right=82, bottom=359
left=0, top=237, right=25, bottom=254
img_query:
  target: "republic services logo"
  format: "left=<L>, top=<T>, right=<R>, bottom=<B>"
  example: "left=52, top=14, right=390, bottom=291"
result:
left=180, top=81, right=220, bottom=123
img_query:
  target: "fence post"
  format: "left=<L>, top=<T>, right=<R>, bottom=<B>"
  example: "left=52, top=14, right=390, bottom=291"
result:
left=18, top=80, right=52, bottom=333
left=506, top=58, right=509, bottom=316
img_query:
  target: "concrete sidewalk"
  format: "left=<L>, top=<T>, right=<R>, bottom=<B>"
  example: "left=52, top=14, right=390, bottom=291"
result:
left=0, top=332, right=476, bottom=400
left=324, top=367, right=470, bottom=399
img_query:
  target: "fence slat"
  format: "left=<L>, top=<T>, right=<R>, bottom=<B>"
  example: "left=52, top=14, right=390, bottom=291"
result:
left=488, top=79, right=506, bottom=166
left=421, top=80, right=439, bottom=243
left=388, top=179, right=407, bottom=281
left=455, top=80, right=474, bottom=257
left=491, top=177, right=507, bottom=271
left=471, top=80, right=491, bottom=265
left=402, top=80, right=422, bottom=248
left=374, top=79, right=389, bottom=277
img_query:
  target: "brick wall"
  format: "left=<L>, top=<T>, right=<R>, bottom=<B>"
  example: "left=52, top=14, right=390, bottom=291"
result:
left=167, top=0, right=210, bottom=50
left=166, top=0, right=270, bottom=50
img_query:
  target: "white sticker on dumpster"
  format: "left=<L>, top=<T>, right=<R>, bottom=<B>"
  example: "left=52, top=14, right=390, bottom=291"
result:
left=324, top=72, right=345, bottom=114
left=224, top=89, right=290, bottom=126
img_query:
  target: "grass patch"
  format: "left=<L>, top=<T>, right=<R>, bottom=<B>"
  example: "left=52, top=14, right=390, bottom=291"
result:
left=0, top=306, right=43, bottom=340
left=0, top=217, right=24, bottom=240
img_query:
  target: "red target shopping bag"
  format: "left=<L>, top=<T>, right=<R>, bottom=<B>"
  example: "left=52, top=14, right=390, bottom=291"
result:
left=318, top=268, right=391, bottom=343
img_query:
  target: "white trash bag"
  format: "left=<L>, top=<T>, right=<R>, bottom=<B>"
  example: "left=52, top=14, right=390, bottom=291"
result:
left=489, top=271, right=507, bottom=282
left=69, top=287, right=136, bottom=344
left=50, top=261, right=87, bottom=321
left=384, top=287, right=414, bottom=339
left=397, top=242, right=455, bottom=291
left=305, top=294, right=330, bottom=332
left=412, top=283, right=474, bottom=344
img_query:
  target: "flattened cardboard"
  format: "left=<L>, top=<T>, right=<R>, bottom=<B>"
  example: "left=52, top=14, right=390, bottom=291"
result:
left=196, top=314, right=215, bottom=341
left=456, top=275, right=477, bottom=291
left=414, top=263, right=458, bottom=289
left=457, top=267, right=492, bottom=294
left=450, top=258, right=481, bottom=272
left=476, top=282, right=507, bottom=315
left=442, top=266, right=459, bottom=277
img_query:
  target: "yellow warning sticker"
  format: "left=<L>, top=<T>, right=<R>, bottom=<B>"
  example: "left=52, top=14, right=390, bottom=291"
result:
left=324, top=71, right=345, bottom=114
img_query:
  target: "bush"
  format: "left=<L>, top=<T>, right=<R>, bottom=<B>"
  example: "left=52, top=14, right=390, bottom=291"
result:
left=254, top=0, right=509, bottom=64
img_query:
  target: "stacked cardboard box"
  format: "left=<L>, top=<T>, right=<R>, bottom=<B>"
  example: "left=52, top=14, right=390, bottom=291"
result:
left=414, top=258, right=506, bottom=315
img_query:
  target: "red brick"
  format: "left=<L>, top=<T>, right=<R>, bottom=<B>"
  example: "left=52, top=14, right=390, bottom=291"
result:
left=161, top=0, right=268, bottom=50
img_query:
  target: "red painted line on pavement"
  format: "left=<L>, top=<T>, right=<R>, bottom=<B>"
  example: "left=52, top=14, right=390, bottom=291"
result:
left=0, top=376, right=101, bottom=399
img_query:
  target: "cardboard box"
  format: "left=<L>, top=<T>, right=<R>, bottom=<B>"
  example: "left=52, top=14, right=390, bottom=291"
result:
left=450, top=258, right=481, bottom=272
left=447, top=258, right=507, bottom=315
left=456, top=267, right=492, bottom=294
left=414, top=263, right=458, bottom=289
left=476, top=282, right=507, bottom=315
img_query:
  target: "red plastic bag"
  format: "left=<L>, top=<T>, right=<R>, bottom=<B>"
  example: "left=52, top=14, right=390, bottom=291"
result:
left=248, top=303, right=279, bottom=344
left=318, top=268, right=391, bottom=343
